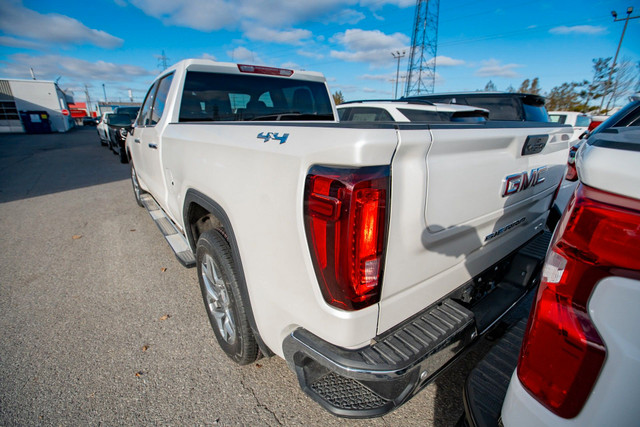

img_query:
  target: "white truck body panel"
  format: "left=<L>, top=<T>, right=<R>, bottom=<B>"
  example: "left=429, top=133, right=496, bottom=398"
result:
left=502, top=276, right=640, bottom=427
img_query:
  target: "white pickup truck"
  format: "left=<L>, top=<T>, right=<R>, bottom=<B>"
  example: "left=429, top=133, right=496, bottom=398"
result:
left=126, top=59, right=571, bottom=417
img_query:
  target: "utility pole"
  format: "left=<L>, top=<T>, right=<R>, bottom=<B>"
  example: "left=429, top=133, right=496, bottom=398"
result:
left=391, top=51, right=406, bottom=99
left=102, top=83, right=107, bottom=103
left=601, top=7, right=639, bottom=112
left=84, top=84, right=92, bottom=116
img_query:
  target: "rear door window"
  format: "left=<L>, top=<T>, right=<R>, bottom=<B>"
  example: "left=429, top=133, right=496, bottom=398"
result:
left=338, top=107, right=393, bottom=122
left=575, top=115, right=590, bottom=127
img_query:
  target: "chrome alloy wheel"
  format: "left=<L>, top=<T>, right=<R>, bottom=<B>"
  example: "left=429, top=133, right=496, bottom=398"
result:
left=201, top=253, right=237, bottom=344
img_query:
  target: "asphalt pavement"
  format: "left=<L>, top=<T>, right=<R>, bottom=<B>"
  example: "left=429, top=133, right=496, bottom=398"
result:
left=0, top=128, right=495, bottom=426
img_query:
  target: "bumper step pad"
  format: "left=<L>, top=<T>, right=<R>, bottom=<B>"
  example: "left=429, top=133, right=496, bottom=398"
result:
left=463, top=317, right=528, bottom=427
left=140, top=193, right=195, bottom=267
left=284, top=299, right=476, bottom=418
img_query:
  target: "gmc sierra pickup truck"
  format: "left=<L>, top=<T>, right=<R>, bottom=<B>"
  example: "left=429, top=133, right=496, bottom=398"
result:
left=126, top=59, right=571, bottom=418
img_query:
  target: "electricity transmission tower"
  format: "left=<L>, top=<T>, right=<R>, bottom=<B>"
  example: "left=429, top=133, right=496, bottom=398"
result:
left=405, top=0, right=440, bottom=97
left=158, top=50, right=170, bottom=70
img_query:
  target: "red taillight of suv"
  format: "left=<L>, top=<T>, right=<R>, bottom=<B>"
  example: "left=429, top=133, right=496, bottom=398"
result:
left=304, top=165, right=390, bottom=311
left=518, top=184, right=640, bottom=418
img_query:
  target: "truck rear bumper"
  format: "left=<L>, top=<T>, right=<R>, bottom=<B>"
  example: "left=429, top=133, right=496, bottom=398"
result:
left=283, top=299, right=476, bottom=418
left=283, top=231, right=551, bottom=418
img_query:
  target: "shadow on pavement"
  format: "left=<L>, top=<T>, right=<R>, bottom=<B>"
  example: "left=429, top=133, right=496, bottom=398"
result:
left=0, top=128, right=129, bottom=203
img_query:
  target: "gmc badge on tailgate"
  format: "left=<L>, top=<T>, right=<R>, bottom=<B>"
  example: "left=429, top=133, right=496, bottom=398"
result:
left=502, top=166, right=547, bottom=197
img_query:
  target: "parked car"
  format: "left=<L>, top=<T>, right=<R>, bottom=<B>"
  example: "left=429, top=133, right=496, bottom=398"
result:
left=461, top=127, right=640, bottom=427
left=106, top=113, right=134, bottom=163
left=96, top=112, right=113, bottom=146
left=548, top=111, right=590, bottom=141
left=588, top=99, right=640, bottom=137
left=82, top=116, right=98, bottom=126
left=402, top=92, right=549, bottom=122
left=114, top=106, right=140, bottom=122
left=337, top=100, right=488, bottom=123
left=587, top=114, right=609, bottom=132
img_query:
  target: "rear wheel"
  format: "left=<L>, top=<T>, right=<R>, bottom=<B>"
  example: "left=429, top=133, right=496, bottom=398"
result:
left=130, top=164, right=144, bottom=207
left=119, top=143, right=128, bottom=164
left=196, top=230, right=258, bottom=365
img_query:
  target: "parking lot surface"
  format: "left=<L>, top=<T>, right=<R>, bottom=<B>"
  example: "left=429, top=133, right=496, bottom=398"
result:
left=0, top=128, right=495, bottom=426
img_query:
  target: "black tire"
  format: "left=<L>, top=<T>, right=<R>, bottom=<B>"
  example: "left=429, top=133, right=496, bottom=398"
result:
left=196, top=230, right=258, bottom=365
left=119, top=143, right=129, bottom=164
left=130, top=164, right=144, bottom=207
left=100, top=137, right=108, bottom=146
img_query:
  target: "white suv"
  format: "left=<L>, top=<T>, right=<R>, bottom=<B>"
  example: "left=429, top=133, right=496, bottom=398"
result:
left=548, top=111, right=591, bottom=142
left=337, top=100, right=488, bottom=123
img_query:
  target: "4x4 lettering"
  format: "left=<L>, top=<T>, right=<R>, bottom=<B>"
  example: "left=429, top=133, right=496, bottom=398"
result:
left=257, top=132, right=289, bottom=144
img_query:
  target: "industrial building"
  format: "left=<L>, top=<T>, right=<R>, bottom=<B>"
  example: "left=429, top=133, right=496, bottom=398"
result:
left=0, top=79, right=75, bottom=133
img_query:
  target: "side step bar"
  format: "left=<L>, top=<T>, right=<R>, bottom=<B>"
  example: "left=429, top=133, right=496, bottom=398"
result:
left=140, top=193, right=196, bottom=268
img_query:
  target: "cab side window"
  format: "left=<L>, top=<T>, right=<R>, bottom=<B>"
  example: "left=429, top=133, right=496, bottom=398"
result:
left=137, top=82, right=158, bottom=127
left=150, top=74, right=174, bottom=125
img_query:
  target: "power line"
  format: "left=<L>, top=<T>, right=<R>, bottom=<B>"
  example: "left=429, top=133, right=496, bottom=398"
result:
left=405, top=0, right=440, bottom=96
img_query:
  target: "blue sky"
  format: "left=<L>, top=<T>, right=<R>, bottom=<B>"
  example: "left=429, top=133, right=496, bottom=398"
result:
left=1, top=0, right=638, bottom=108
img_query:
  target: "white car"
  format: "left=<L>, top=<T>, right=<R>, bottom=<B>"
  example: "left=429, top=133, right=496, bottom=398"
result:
left=462, top=127, right=640, bottom=426
left=337, top=100, right=488, bottom=123
left=96, top=111, right=113, bottom=146
left=548, top=111, right=590, bottom=141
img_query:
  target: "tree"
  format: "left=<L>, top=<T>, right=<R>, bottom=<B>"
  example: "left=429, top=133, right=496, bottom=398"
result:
left=546, top=82, right=583, bottom=111
left=518, top=79, right=530, bottom=93
left=505, top=85, right=516, bottom=93
left=332, top=91, right=345, bottom=105
left=606, top=58, right=639, bottom=110
left=484, top=80, right=497, bottom=91
left=518, top=78, right=541, bottom=94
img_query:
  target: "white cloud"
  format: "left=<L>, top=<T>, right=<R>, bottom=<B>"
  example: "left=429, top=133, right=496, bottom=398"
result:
left=243, top=26, right=312, bottom=45
left=428, top=55, right=465, bottom=67
left=200, top=53, right=217, bottom=61
left=360, top=73, right=395, bottom=81
left=328, top=9, right=365, bottom=25
left=227, top=46, right=263, bottom=64
left=128, top=1, right=413, bottom=37
left=330, top=29, right=410, bottom=66
left=297, top=49, right=324, bottom=60
left=0, top=35, right=40, bottom=49
left=0, top=53, right=154, bottom=82
left=549, top=25, right=606, bottom=35
left=0, top=0, right=123, bottom=48
left=475, top=59, right=522, bottom=78
left=359, top=0, right=414, bottom=8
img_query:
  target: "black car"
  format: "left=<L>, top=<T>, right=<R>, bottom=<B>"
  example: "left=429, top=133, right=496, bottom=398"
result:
left=113, top=106, right=140, bottom=122
left=105, top=113, right=134, bottom=163
left=402, top=92, right=549, bottom=122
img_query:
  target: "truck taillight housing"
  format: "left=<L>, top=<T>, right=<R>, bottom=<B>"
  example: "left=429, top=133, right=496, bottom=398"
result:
left=518, top=184, right=640, bottom=418
left=303, top=165, right=390, bottom=311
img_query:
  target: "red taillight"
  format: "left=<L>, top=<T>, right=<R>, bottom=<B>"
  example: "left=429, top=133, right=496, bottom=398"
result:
left=565, top=144, right=579, bottom=181
left=518, top=184, right=640, bottom=418
left=237, top=64, right=294, bottom=77
left=304, top=166, right=389, bottom=311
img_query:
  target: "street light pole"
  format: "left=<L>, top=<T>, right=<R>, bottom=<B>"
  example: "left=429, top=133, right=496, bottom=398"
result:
left=601, top=7, right=639, bottom=112
left=391, top=51, right=406, bottom=99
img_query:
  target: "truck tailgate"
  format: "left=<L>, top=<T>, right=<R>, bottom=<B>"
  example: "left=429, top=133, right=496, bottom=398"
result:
left=378, top=123, right=571, bottom=334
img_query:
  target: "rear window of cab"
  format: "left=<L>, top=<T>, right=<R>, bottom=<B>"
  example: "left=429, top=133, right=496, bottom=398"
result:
left=179, top=71, right=334, bottom=122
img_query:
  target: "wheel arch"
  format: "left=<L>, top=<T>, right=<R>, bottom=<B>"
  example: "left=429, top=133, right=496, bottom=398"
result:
left=183, top=189, right=274, bottom=358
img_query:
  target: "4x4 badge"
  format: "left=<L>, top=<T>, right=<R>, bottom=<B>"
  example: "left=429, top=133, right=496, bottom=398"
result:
left=257, top=132, right=289, bottom=144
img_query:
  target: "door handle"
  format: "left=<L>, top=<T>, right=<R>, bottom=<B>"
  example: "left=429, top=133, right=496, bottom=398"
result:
left=134, top=138, right=141, bottom=143
left=148, top=143, right=158, bottom=149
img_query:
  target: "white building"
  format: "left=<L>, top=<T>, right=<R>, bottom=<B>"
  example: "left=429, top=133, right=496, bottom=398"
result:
left=0, top=79, right=74, bottom=133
